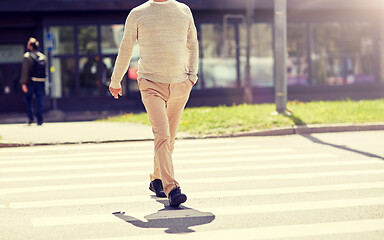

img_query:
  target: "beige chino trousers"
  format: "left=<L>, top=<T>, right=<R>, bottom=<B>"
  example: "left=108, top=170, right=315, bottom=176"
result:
left=138, top=78, right=193, bottom=196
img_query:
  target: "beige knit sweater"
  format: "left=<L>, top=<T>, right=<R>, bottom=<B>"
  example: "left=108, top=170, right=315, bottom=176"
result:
left=110, top=0, right=199, bottom=89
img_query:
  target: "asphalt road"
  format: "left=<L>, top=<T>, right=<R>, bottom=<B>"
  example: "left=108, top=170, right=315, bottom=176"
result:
left=1, top=131, right=384, bottom=240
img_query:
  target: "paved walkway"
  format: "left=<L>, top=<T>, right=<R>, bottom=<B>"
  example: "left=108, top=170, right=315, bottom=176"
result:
left=0, top=111, right=384, bottom=147
left=1, top=120, right=384, bottom=147
left=0, top=121, right=156, bottom=146
left=0, top=110, right=159, bottom=146
left=2, top=132, right=384, bottom=239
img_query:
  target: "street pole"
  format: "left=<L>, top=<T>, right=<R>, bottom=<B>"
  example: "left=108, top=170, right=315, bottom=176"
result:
left=244, top=0, right=254, bottom=104
left=46, top=31, right=57, bottom=110
left=274, top=0, right=288, bottom=114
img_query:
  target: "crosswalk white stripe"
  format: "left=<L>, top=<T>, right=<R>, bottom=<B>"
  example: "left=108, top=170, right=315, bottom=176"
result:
left=32, top=214, right=120, bottom=226
left=189, top=182, right=384, bottom=198
left=0, top=138, right=236, bottom=154
left=75, top=218, right=384, bottom=240
left=0, top=145, right=263, bottom=162
left=1, top=162, right=383, bottom=195
left=9, top=183, right=384, bottom=209
left=0, top=165, right=382, bottom=185
left=0, top=143, right=151, bottom=155
left=2, top=159, right=379, bottom=181
left=0, top=153, right=333, bottom=183
left=196, top=197, right=384, bottom=216
left=184, top=169, right=384, bottom=183
left=30, top=197, right=384, bottom=226
left=0, top=148, right=294, bottom=167
left=0, top=152, right=333, bottom=173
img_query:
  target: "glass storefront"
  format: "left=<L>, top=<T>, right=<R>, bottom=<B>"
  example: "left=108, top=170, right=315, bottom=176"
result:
left=49, top=26, right=77, bottom=98
left=78, top=26, right=98, bottom=54
left=101, top=25, right=124, bottom=54
left=240, top=23, right=274, bottom=87
left=51, top=57, right=76, bottom=98
left=287, top=24, right=308, bottom=86
left=311, top=23, right=344, bottom=85
left=50, top=26, right=75, bottom=55
left=200, top=23, right=275, bottom=88
left=101, top=57, right=114, bottom=96
left=79, top=56, right=99, bottom=96
left=200, top=24, right=237, bottom=88
left=48, top=24, right=127, bottom=98
left=45, top=19, right=378, bottom=99
left=343, top=23, right=375, bottom=84
left=0, top=44, right=24, bottom=95
left=311, top=22, right=375, bottom=85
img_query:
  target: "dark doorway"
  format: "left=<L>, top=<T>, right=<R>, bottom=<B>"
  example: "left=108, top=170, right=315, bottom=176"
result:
left=0, top=63, right=25, bottom=112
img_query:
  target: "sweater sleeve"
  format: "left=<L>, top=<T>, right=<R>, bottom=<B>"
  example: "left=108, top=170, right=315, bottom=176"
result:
left=186, top=8, right=199, bottom=84
left=110, top=11, right=138, bottom=89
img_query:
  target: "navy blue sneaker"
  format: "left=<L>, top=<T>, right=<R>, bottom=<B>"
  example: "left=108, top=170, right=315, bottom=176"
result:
left=168, top=187, right=187, bottom=207
left=149, top=179, right=166, bottom=198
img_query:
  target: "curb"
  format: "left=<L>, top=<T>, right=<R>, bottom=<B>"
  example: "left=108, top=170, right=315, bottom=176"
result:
left=1, top=123, right=384, bottom=148
left=178, top=123, right=384, bottom=139
left=0, top=138, right=154, bottom=148
left=294, top=123, right=384, bottom=135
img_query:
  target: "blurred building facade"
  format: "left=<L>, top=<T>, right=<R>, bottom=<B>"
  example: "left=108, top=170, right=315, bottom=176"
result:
left=1, top=0, right=384, bottom=112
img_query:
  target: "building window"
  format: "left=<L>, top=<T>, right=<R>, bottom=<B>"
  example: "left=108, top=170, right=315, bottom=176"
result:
left=78, top=25, right=98, bottom=55
left=79, top=57, right=99, bottom=96
left=51, top=58, right=76, bottom=98
left=101, top=25, right=124, bottom=54
left=49, top=26, right=76, bottom=98
left=200, top=24, right=237, bottom=88
left=0, top=44, right=24, bottom=64
left=50, top=26, right=75, bottom=55
left=287, top=24, right=308, bottom=85
left=101, top=57, right=114, bottom=96
left=311, top=22, right=376, bottom=85
left=240, top=23, right=274, bottom=87
left=343, top=23, right=375, bottom=84
left=48, top=24, right=134, bottom=98
left=311, top=23, right=343, bottom=85
left=100, top=56, right=136, bottom=97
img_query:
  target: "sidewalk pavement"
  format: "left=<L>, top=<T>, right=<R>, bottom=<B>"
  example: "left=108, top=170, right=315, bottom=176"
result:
left=1, top=121, right=384, bottom=148
left=0, top=110, right=196, bottom=147
left=1, top=111, right=384, bottom=147
left=0, top=121, right=155, bottom=147
left=0, top=110, right=159, bottom=147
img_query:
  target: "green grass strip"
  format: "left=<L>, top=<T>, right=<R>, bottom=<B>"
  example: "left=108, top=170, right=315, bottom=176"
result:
left=103, top=99, right=384, bottom=135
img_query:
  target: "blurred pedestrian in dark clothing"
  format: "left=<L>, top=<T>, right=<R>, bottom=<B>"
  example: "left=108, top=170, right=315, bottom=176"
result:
left=20, top=37, right=47, bottom=125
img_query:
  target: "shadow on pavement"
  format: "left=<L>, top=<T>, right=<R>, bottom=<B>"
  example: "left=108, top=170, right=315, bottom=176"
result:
left=300, top=134, right=384, bottom=161
left=112, top=198, right=215, bottom=234
left=284, top=112, right=307, bottom=126
left=282, top=112, right=383, bottom=160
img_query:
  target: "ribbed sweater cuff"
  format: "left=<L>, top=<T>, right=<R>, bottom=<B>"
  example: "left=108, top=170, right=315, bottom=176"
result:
left=109, top=81, right=122, bottom=89
left=188, top=74, right=198, bottom=84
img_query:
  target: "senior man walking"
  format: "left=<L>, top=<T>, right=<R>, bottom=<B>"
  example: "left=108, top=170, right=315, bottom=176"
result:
left=109, top=0, right=198, bottom=207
